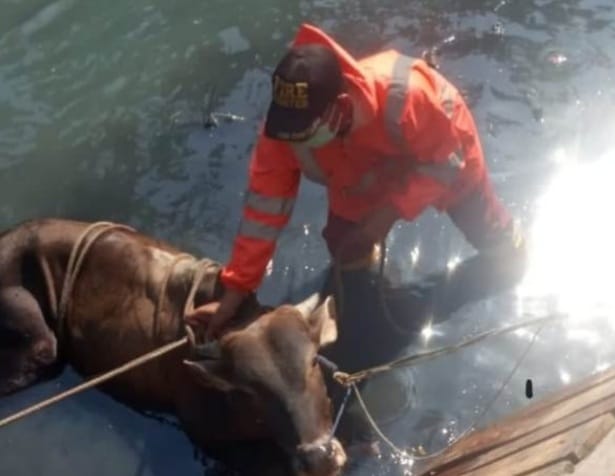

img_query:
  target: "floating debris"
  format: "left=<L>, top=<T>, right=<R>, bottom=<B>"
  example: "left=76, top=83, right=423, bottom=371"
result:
left=546, top=51, right=568, bottom=65
left=202, top=85, right=246, bottom=128
left=491, top=22, right=505, bottom=36
left=203, top=112, right=246, bottom=129
left=494, top=0, right=507, bottom=12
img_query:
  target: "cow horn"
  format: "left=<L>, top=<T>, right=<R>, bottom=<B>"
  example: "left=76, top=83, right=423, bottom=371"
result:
left=294, top=292, right=323, bottom=319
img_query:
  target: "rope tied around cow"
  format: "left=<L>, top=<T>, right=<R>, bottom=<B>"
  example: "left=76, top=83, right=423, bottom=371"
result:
left=326, top=313, right=562, bottom=388
left=0, top=221, right=563, bottom=467
left=315, top=312, right=563, bottom=459
left=0, top=222, right=216, bottom=429
left=56, top=221, right=136, bottom=346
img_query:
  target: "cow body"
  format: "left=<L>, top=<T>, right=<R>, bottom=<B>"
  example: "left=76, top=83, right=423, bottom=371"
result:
left=0, top=219, right=346, bottom=476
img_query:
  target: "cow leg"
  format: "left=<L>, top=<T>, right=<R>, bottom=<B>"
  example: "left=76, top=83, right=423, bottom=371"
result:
left=0, top=286, right=59, bottom=396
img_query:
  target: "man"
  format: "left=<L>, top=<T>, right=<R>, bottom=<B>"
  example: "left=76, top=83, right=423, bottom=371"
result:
left=186, top=23, right=526, bottom=346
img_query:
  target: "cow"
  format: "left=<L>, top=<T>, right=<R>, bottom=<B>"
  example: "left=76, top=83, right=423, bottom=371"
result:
left=0, top=218, right=347, bottom=476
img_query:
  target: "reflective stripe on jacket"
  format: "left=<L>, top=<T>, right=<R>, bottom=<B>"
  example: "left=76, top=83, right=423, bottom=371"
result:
left=221, top=23, right=487, bottom=292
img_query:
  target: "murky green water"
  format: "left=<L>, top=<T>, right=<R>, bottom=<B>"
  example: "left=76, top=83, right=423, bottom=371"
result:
left=2, top=1, right=615, bottom=474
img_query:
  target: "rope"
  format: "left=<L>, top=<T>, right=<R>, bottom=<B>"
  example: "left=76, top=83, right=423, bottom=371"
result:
left=330, top=235, right=561, bottom=461
left=332, top=313, right=562, bottom=387
left=56, top=222, right=135, bottom=345
left=153, top=253, right=193, bottom=341
left=0, top=228, right=214, bottom=429
left=351, top=383, right=407, bottom=456
left=328, top=386, right=352, bottom=444
left=0, top=337, right=188, bottom=429
left=412, top=317, right=549, bottom=462
left=184, top=259, right=214, bottom=317
left=326, top=313, right=559, bottom=461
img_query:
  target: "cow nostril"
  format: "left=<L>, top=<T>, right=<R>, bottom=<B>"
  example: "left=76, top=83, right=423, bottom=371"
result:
left=327, top=439, right=347, bottom=469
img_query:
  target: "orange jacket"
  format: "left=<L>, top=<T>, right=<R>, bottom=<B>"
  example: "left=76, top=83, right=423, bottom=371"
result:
left=221, top=23, right=487, bottom=293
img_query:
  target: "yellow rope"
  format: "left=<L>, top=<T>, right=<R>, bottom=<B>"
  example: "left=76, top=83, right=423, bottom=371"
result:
left=332, top=313, right=562, bottom=388
left=330, top=235, right=564, bottom=460
left=153, top=253, right=193, bottom=341
left=56, top=222, right=135, bottom=344
left=351, top=383, right=407, bottom=456
left=0, top=337, right=188, bottom=429
left=0, top=227, right=213, bottom=429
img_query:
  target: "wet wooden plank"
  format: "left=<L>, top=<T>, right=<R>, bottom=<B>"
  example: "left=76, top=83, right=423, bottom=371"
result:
left=524, top=461, right=574, bottom=475
left=569, top=412, right=615, bottom=462
left=573, top=415, right=615, bottom=476
left=427, top=414, right=614, bottom=476
left=416, top=366, right=615, bottom=476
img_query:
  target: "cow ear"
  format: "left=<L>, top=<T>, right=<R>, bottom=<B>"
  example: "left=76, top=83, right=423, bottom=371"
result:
left=297, top=294, right=338, bottom=347
left=183, top=359, right=235, bottom=392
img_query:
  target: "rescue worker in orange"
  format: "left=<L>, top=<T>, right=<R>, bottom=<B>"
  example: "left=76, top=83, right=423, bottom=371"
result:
left=186, top=23, right=526, bottom=340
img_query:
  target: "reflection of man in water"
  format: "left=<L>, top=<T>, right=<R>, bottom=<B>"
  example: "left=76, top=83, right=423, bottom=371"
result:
left=186, top=23, right=527, bottom=432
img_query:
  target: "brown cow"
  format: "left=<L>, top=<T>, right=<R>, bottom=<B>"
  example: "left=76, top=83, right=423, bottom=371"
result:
left=0, top=218, right=347, bottom=476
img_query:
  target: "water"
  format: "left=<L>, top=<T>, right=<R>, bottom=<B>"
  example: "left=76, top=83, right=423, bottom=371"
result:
left=2, top=0, right=615, bottom=474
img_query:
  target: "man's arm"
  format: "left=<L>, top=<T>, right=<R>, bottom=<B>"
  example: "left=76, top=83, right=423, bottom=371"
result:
left=439, top=173, right=527, bottom=316
left=381, top=65, right=526, bottom=323
left=186, top=135, right=301, bottom=337
left=384, top=174, right=527, bottom=326
left=222, top=137, right=301, bottom=292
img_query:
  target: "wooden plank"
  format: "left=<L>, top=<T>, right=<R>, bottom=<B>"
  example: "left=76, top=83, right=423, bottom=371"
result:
left=524, top=461, right=574, bottom=476
left=431, top=415, right=613, bottom=476
left=570, top=412, right=615, bottom=462
left=449, top=371, right=615, bottom=459
left=416, top=366, right=615, bottom=476
left=419, top=405, right=615, bottom=475
left=573, top=415, right=615, bottom=476
left=467, top=429, right=572, bottom=475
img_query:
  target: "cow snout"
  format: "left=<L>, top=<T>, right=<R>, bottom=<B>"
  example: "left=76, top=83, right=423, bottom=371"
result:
left=295, top=437, right=347, bottom=476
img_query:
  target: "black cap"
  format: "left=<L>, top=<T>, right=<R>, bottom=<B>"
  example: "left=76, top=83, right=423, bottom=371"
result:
left=264, top=44, right=344, bottom=141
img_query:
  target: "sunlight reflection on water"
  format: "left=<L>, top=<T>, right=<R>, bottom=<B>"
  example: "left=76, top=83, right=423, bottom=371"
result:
left=518, top=149, right=615, bottom=383
left=519, top=151, right=615, bottom=317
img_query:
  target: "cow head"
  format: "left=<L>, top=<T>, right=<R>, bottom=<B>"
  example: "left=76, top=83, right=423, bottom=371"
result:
left=184, top=294, right=347, bottom=476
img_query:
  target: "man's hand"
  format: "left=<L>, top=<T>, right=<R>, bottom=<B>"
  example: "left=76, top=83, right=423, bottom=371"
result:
left=184, top=288, right=248, bottom=340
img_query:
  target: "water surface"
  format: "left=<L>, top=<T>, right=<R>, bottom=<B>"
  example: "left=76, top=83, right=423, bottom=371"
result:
left=2, top=1, right=615, bottom=474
